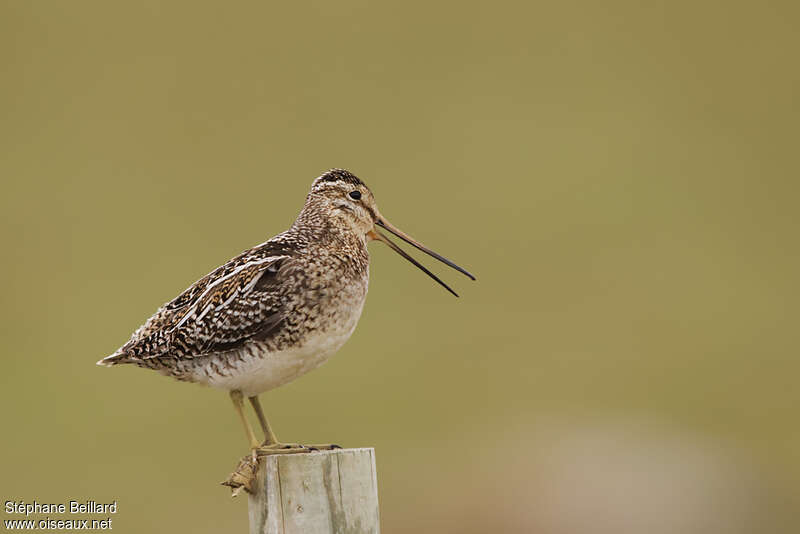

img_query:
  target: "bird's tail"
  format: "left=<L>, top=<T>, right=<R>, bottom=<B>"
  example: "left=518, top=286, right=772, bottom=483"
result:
left=96, top=351, right=130, bottom=367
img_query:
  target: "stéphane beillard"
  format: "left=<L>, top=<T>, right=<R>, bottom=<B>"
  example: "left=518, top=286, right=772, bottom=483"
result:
left=70, top=501, right=117, bottom=514
left=4, top=500, right=117, bottom=516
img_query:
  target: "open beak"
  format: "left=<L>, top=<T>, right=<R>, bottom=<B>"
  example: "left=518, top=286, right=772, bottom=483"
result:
left=369, top=217, right=476, bottom=297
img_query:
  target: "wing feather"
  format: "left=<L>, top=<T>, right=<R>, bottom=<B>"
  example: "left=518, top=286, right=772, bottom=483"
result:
left=101, top=253, right=291, bottom=364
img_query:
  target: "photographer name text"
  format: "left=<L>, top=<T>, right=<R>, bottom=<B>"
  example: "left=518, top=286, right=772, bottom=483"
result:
left=4, top=501, right=117, bottom=531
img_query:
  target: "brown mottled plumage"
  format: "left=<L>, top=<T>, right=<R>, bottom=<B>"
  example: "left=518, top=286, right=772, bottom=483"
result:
left=98, top=168, right=474, bottom=456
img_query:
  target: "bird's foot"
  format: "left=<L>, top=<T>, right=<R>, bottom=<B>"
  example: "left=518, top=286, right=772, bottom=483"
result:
left=300, top=443, right=343, bottom=451
left=254, top=442, right=342, bottom=456
left=221, top=443, right=344, bottom=497
left=221, top=454, right=259, bottom=497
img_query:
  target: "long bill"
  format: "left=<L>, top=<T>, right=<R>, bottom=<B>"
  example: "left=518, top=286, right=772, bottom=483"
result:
left=371, top=217, right=476, bottom=297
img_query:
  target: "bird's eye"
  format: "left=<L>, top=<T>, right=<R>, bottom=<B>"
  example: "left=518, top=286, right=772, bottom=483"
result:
left=349, top=191, right=362, bottom=200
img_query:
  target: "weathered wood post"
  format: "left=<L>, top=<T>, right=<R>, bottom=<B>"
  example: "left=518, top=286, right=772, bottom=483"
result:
left=247, top=448, right=380, bottom=534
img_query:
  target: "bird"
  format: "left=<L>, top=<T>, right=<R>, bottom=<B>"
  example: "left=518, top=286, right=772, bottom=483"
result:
left=98, top=168, right=475, bottom=456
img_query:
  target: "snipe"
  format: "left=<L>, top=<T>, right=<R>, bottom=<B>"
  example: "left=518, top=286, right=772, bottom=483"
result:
left=98, top=169, right=474, bottom=459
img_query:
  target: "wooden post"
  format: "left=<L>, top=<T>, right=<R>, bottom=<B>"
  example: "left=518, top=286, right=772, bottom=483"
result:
left=248, top=448, right=380, bottom=534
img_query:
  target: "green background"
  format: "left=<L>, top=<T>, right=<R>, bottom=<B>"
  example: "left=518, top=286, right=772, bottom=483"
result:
left=2, top=1, right=798, bottom=532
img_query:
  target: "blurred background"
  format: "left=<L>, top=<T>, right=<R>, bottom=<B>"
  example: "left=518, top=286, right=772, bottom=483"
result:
left=2, top=1, right=798, bottom=532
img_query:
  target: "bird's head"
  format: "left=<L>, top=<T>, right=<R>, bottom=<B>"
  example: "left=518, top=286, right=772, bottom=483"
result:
left=309, top=168, right=378, bottom=237
left=307, top=169, right=475, bottom=296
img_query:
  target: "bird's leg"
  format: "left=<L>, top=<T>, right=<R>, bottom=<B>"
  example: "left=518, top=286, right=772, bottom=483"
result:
left=248, top=395, right=279, bottom=445
left=223, top=392, right=341, bottom=495
left=246, top=395, right=307, bottom=454
left=230, top=390, right=260, bottom=450
left=223, top=391, right=274, bottom=497
left=247, top=395, right=341, bottom=454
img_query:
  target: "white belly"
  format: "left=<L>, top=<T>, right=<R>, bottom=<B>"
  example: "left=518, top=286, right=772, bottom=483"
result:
left=197, top=310, right=363, bottom=397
